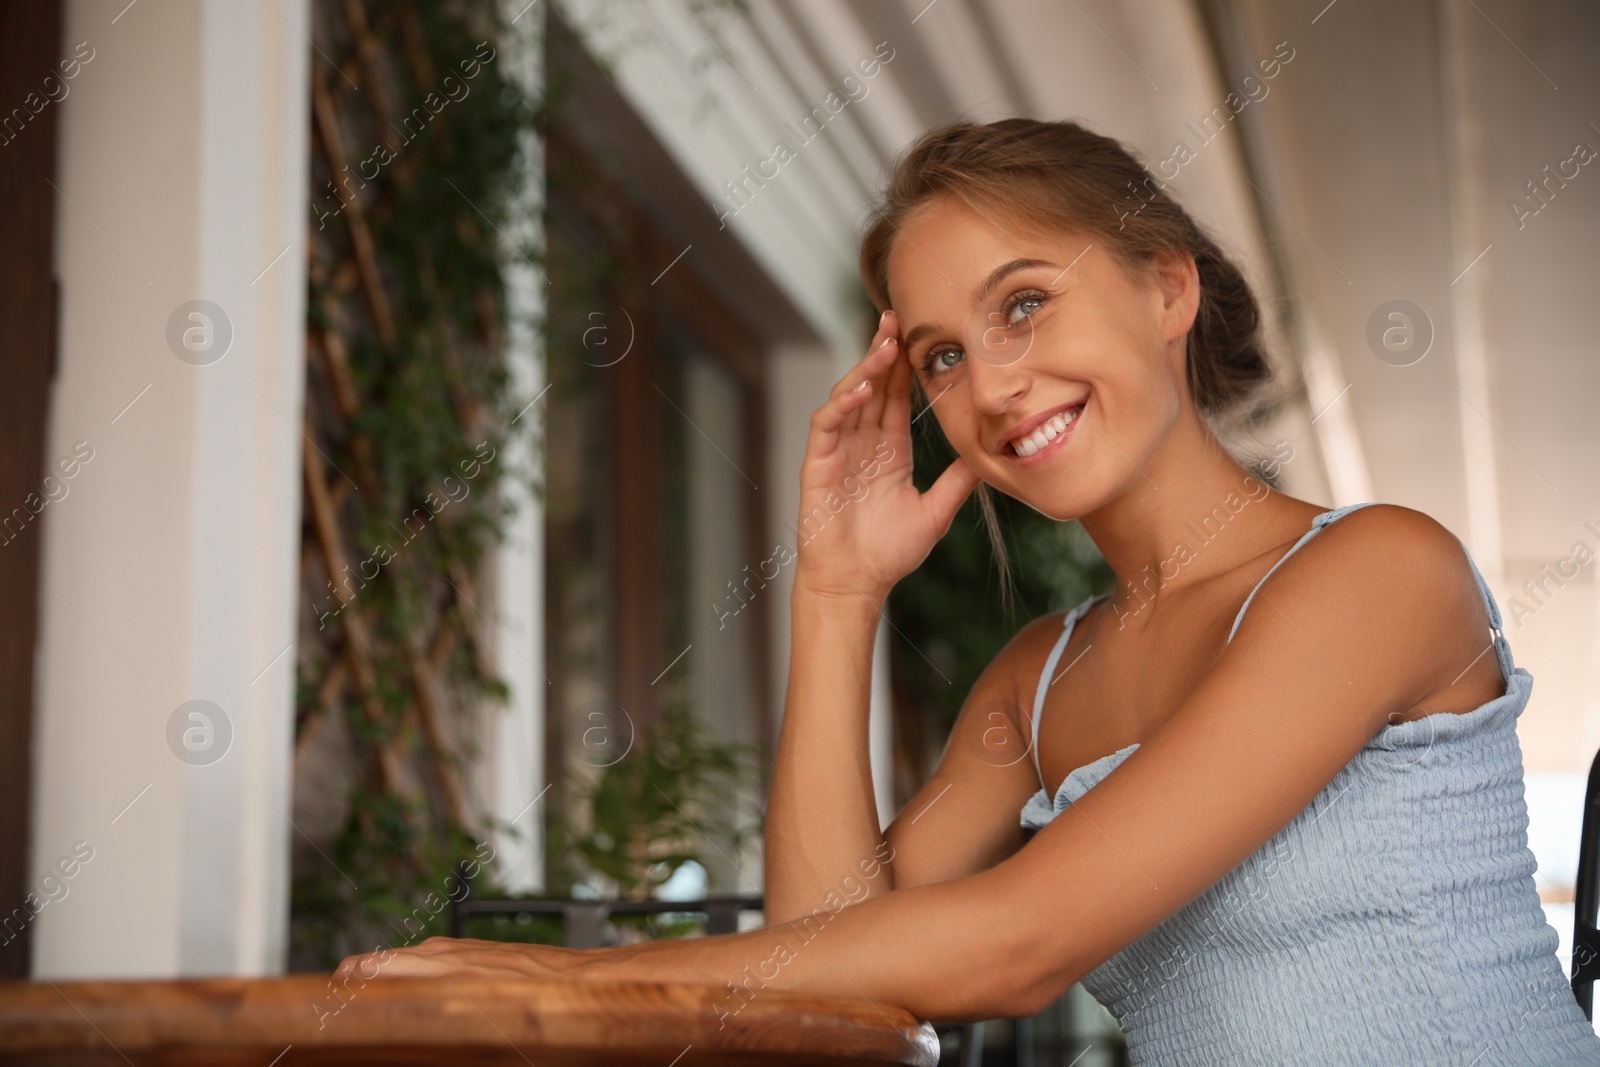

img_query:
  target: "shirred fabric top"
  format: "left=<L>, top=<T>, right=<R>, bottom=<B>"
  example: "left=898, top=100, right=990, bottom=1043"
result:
left=1020, top=502, right=1600, bottom=1065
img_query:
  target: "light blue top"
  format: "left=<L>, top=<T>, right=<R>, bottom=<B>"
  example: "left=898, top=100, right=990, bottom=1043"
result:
left=1021, top=502, right=1600, bottom=1065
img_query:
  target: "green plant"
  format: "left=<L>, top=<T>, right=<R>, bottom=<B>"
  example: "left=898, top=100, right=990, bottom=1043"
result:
left=291, top=0, right=539, bottom=969
left=452, top=705, right=761, bottom=948
left=292, top=0, right=769, bottom=968
left=545, top=704, right=761, bottom=903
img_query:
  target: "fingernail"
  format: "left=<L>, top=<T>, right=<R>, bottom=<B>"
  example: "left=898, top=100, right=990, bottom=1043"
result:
left=853, top=380, right=870, bottom=392
left=877, top=335, right=895, bottom=349
left=878, top=310, right=889, bottom=330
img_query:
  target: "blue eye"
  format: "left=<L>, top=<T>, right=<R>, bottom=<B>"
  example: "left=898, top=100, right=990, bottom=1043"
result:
left=922, top=346, right=964, bottom=376
left=920, top=290, right=1047, bottom=377
left=1004, top=292, right=1047, bottom=326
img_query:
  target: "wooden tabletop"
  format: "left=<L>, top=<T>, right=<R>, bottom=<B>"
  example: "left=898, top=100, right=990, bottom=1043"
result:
left=0, top=973, right=939, bottom=1066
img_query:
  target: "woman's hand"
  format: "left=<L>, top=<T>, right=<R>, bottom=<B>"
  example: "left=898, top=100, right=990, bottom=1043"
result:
left=794, top=309, right=981, bottom=606
left=333, top=937, right=592, bottom=982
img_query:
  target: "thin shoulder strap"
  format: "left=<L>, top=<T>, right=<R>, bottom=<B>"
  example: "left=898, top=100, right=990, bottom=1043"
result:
left=1454, top=532, right=1514, bottom=684
left=1030, top=593, right=1108, bottom=785
left=1226, top=502, right=1382, bottom=644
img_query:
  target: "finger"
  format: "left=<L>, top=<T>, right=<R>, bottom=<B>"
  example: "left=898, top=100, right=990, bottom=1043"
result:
left=827, top=313, right=898, bottom=404
left=856, top=340, right=898, bottom=429
left=334, top=953, right=370, bottom=981
left=416, top=936, right=464, bottom=952
left=841, top=357, right=878, bottom=435
left=836, top=309, right=902, bottom=432
left=857, top=309, right=901, bottom=428
left=840, top=379, right=863, bottom=433
left=807, top=379, right=875, bottom=462
left=919, top=456, right=982, bottom=535
left=371, top=953, right=443, bottom=978
left=879, top=339, right=915, bottom=435
left=840, top=340, right=898, bottom=433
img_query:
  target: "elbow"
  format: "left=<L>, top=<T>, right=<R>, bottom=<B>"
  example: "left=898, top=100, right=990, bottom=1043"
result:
left=975, top=889, right=1086, bottom=1020
left=894, top=869, right=1087, bottom=1022
left=988, top=943, right=1070, bottom=1020
left=935, top=939, right=1071, bottom=1022
left=919, top=927, right=1073, bottom=1021
left=1008, top=965, right=1071, bottom=1020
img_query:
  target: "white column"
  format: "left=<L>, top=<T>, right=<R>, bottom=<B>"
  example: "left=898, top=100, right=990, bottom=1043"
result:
left=1438, top=0, right=1505, bottom=590
left=870, top=619, right=896, bottom=831
left=32, top=0, right=308, bottom=977
left=766, top=345, right=896, bottom=831
left=486, top=0, right=547, bottom=893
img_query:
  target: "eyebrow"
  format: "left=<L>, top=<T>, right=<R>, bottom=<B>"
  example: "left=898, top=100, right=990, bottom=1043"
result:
left=899, top=257, right=1060, bottom=356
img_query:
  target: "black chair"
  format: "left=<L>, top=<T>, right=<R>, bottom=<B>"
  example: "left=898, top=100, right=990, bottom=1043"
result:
left=1573, top=748, right=1600, bottom=1017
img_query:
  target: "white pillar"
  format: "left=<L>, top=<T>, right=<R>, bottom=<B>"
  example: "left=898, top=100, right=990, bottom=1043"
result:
left=1438, top=0, right=1505, bottom=590
left=32, top=0, right=308, bottom=977
left=486, top=0, right=547, bottom=893
left=870, top=618, right=896, bottom=831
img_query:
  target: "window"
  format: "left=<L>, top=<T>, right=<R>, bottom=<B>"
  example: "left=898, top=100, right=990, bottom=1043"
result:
left=541, top=118, right=769, bottom=896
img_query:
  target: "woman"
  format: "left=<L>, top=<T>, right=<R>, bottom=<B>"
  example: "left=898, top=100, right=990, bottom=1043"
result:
left=338, top=119, right=1599, bottom=1064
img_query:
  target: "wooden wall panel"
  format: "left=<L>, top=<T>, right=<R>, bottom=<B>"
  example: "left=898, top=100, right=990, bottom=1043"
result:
left=0, top=0, right=64, bottom=981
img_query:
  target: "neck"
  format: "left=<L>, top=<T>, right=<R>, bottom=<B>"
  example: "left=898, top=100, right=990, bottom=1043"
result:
left=1076, top=409, right=1305, bottom=628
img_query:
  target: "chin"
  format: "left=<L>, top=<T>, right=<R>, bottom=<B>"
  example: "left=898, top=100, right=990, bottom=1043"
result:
left=1024, top=495, right=1089, bottom=523
left=1023, top=463, right=1126, bottom=522
left=979, top=474, right=1090, bottom=523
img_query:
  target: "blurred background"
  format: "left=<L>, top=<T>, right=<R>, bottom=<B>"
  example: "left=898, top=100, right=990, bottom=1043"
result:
left=1, top=0, right=1596, bottom=1061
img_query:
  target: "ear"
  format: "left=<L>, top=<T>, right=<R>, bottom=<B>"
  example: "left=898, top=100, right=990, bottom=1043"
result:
left=1149, top=248, right=1201, bottom=345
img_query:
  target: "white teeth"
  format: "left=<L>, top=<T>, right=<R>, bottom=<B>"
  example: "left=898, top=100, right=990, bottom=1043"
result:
left=1011, top=405, right=1081, bottom=458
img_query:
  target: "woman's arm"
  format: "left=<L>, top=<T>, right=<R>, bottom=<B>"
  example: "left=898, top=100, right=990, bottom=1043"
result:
left=345, top=506, right=1492, bottom=1021
left=584, top=505, right=1497, bottom=1021
left=879, top=612, right=1068, bottom=890
left=767, top=595, right=1059, bottom=923
left=762, top=310, right=979, bottom=923
left=763, top=584, right=892, bottom=924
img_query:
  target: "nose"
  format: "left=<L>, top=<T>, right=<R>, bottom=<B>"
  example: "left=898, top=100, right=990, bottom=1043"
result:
left=964, top=332, right=1032, bottom=416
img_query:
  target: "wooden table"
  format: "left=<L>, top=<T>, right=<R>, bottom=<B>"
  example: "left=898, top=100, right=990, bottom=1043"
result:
left=0, top=974, right=939, bottom=1065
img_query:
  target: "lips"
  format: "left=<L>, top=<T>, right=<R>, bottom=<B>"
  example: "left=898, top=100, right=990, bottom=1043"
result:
left=1000, top=400, right=1087, bottom=457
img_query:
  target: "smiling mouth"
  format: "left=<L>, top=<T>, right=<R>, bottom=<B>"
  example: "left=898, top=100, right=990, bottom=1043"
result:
left=1004, top=401, right=1086, bottom=457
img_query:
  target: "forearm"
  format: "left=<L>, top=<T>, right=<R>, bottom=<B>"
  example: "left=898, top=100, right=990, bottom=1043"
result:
left=597, top=867, right=1050, bottom=1023
left=764, top=582, right=894, bottom=924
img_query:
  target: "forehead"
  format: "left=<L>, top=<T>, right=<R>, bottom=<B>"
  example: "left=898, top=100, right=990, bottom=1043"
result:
left=884, top=195, right=1098, bottom=311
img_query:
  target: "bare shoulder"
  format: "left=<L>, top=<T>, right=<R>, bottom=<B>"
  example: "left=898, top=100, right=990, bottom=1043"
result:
left=1242, top=503, right=1483, bottom=611
left=1000, top=601, right=1094, bottom=685
left=1308, top=502, right=1482, bottom=598
left=966, top=602, right=1090, bottom=735
left=1231, top=502, right=1497, bottom=705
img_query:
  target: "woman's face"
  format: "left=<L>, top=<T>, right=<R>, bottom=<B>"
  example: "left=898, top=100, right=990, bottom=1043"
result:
left=886, top=195, right=1201, bottom=520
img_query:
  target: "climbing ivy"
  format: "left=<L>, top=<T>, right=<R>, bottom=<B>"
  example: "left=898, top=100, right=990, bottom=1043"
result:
left=292, top=0, right=540, bottom=969
left=293, top=0, right=761, bottom=969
